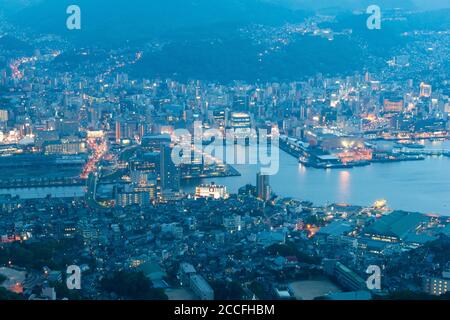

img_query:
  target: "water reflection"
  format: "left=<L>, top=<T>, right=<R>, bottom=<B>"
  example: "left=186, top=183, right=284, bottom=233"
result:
left=338, top=171, right=350, bottom=200
left=182, top=140, right=450, bottom=215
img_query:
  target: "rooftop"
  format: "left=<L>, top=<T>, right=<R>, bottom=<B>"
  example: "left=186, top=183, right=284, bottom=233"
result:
left=364, top=211, right=428, bottom=240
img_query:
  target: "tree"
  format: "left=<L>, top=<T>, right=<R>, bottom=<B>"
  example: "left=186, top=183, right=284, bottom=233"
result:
left=267, top=242, right=320, bottom=265
left=0, top=239, right=85, bottom=270
left=100, top=270, right=168, bottom=300
left=0, top=287, right=24, bottom=300
left=249, top=281, right=268, bottom=300
left=51, top=281, right=84, bottom=300
left=211, top=280, right=245, bottom=300
left=378, top=290, right=437, bottom=300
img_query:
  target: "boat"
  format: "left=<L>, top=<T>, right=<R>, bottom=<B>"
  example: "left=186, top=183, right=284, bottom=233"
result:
left=394, top=141, right=425, bottom=149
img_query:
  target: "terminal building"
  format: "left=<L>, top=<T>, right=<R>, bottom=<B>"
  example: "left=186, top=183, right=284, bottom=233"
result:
left=43, top=138, right=86, bottom=155
left=195, top=183, right=229, bottom=200
left=0, top=154, right=87, bottom=200
left=363, top=211, right=429, bottom=244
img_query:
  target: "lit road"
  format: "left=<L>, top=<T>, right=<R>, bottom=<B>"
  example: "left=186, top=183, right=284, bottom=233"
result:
left=81, top=137, right=108, bottom=179
left=101, top=51, right=143, bottom=77
left=10, top=56, right=37, bottom=79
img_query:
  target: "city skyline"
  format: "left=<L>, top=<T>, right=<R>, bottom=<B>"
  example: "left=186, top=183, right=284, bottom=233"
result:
left=0, top=0, right=449, bottom=306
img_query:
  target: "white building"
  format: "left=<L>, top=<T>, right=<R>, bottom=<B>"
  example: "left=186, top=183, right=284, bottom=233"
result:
left=195, top=183, right=229, bottom=200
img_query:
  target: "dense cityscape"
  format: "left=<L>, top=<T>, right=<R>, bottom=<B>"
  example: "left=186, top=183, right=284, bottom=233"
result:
left=0, top=0, right=449, bottom=303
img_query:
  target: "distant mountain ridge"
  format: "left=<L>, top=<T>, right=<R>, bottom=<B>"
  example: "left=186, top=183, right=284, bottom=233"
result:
left=4, top=1, right=449, bottom=82
left=10, top=0, right=309, bottom=44
left=267, top=0, right=450, bottom=11
left=0, top=0, right=43, bottom=14
left=0, top=35, right=34, bottom=54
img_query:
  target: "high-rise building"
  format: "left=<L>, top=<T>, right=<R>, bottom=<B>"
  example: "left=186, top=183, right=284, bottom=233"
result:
left=423, top=274, right=450, bottom=296
left=420, top=82, right=432, bottom=98
left=130, top=152, right=159, bottom=178
left=212, top=108, right=226, bottom=129
left=230, top=112, right=251, bottom=130
left=0, top=110, right=8, bottom=122
left=256, top=172, right=271, bottom=201
left=383, top=97, right=404, bottom=113
left=230, top=112, right=252, bottom=140
left=89, top=106, right=99, bottom=129
left=232, top=94, right=248, bottom=112
left=115, top=188, right=151, bottom=208
left=130, top=152, right=160, bottom=200
left=160, top=144, right=180, bottom=192
left=115, top=120, right=121, bottom=143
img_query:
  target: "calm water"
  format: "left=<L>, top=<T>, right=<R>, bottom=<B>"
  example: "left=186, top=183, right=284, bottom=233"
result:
left=0, top=186, right=86, bottom=199
left=182, top=140, right=450, bottom=216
